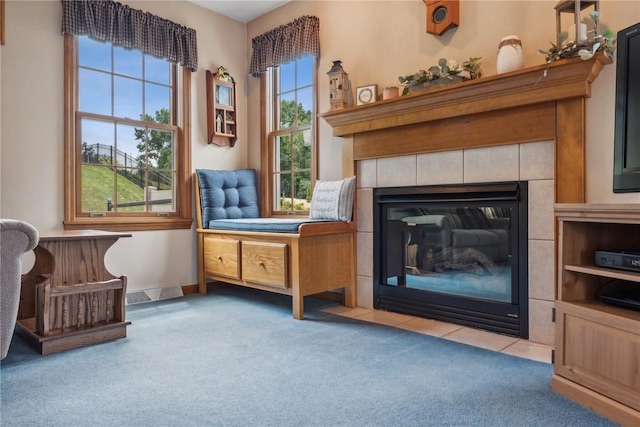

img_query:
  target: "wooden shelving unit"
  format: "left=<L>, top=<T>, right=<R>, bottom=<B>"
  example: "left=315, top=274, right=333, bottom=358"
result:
left=206, top=69, right=237, bottom=147
left=553, top=204, right=640, bottom=426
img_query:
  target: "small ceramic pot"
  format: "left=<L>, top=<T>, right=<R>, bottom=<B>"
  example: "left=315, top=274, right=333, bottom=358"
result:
left=382, top=86, right=399, bottom=100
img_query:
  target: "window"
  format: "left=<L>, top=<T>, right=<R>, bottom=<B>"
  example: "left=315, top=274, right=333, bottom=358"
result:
left=264, top=55, right=317, bottom=215
left=64, top=34, right=192, bottom=231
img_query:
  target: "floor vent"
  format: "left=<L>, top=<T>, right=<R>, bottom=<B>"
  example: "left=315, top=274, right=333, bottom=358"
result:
left=126, top=286, right=184, bottom=305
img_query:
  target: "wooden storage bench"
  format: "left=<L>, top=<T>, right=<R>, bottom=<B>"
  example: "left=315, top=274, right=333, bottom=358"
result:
left=195, top=170, right=356, bottom=319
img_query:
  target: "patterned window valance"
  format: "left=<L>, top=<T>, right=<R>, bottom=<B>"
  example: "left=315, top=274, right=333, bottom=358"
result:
left=249, top=15, right=319, bottom=78
left=61, top=0, right=198, bottom=71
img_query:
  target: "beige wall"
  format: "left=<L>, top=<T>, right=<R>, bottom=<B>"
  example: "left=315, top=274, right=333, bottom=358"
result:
left=1, top=1, right=639, bottom=293
left=247, top=0, right=640, bottom=204
left=0, top=0, right=248, bottom=292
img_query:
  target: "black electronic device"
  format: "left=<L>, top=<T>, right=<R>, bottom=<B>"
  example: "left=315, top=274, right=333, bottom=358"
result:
left=613, top=21, right=640, bottom=193
left=595, top=280, right=640, bottom=312
left=594, top=250, right=640, bottom=273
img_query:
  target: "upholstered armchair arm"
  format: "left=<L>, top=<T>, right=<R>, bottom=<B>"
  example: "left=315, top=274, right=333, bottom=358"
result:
left=1, top=219, right=39, bottom=253
left=1, top=219, right=39, bottom=359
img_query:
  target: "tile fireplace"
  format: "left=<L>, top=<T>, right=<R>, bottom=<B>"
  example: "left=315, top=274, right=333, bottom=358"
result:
left=356, top=142, right=554, bottom=343
left=322, top=54, right=612, bottom=345
left=373, top=181, right=529, bottom=337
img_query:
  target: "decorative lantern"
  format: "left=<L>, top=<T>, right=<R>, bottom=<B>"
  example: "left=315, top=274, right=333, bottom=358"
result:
left=554, top=0, right=599, bottom=44
left=327, top=60, right=350, bottom=111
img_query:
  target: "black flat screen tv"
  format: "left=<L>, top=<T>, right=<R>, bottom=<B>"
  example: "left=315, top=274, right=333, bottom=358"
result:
left=613, top=22, right=640, bottom=192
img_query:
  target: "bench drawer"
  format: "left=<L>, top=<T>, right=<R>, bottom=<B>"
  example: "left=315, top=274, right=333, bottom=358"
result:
left=241, top=241, right=288, bottom=288
left=204, top=237, right=240, bottom=279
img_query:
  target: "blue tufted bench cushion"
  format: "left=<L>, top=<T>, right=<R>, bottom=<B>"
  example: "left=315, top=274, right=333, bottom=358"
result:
left=196, top=168, right=329, bottom=234
left=196, top=168, right=261, bottom=224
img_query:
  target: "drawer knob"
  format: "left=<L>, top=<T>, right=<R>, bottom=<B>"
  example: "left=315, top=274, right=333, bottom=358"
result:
left=217, top=256, right=223, bottom=261
left=259, top=262, right=266, bottom=268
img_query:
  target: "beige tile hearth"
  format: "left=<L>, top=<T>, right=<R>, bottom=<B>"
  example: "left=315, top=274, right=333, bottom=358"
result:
left=352, top=309, right=415, bottom=327
left=501, top=340, right=553, bottom=363
left=324, top=306, right=552, bottom=363
left=443, top=326, right=519, bottom=352
left=396, top=317, right=463, bottom=337
left=322, top=305, right=373, bottom=318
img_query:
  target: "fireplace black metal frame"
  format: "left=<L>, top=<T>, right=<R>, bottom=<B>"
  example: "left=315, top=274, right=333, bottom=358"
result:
left=373, top=181, right=529, bottom=338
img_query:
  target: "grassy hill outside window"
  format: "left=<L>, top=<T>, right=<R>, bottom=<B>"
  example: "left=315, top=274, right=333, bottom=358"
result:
left=61, top=0, right=197, bottom=231
left=250, top=16, right=319, bottom=216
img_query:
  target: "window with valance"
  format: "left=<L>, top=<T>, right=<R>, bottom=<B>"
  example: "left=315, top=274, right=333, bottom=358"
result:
left=251, top=15, right=320, bottom=216
left=249, top=15, right=319, bottom=78
left=61, top=0, right=197, bottom=71
left=61, top=0, right=197, bottom=231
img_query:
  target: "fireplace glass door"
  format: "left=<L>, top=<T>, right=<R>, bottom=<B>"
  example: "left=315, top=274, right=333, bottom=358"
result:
left=374, top=182, right=528, bottom=337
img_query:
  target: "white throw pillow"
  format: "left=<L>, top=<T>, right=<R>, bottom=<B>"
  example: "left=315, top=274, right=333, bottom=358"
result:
left=309, top=176, right=356, bottom=222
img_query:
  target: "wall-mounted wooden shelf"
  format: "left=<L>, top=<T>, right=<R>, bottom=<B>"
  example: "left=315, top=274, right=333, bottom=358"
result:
left=206, top=69, right=237, bottom=147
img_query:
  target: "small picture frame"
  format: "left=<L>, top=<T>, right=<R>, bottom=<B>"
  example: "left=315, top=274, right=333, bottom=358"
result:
left=356, top=84, right=378, bottom=106
left=215, top=84, right=233, bottom=108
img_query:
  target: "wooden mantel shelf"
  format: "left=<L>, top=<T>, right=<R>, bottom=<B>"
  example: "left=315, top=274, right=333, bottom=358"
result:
left=321, top=54, right=611, bottom=138
left=321, top=53, right=612, bottom=204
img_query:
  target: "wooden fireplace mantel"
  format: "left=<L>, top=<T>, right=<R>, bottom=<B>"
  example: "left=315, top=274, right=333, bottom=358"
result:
left=321, top=54, right=612, bottom=203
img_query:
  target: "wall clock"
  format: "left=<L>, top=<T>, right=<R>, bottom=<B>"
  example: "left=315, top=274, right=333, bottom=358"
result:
left=356, top=84, right=377, bottom=106
left=424, top=0, right=459, bottom=36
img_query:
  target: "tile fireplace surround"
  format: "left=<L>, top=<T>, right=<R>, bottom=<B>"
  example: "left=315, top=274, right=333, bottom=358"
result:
left=322, top=54, right=613, bottom=346
left=356, top=143, right=553, bottom=344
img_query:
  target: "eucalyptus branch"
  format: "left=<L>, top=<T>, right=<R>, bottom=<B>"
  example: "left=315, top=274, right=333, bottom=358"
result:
left=398, top=57, right=482, bottom=95
left=538, top=10, right=616, bottom=79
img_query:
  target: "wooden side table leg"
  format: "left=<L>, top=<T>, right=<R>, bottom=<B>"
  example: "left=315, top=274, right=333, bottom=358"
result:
left=35, top=281, right=51, bottom=335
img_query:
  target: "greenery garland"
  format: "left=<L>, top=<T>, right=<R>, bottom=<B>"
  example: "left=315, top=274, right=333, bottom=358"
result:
left=538, top=11, right=616, bottom=78
left=398, top=57, right=482, bottom=96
